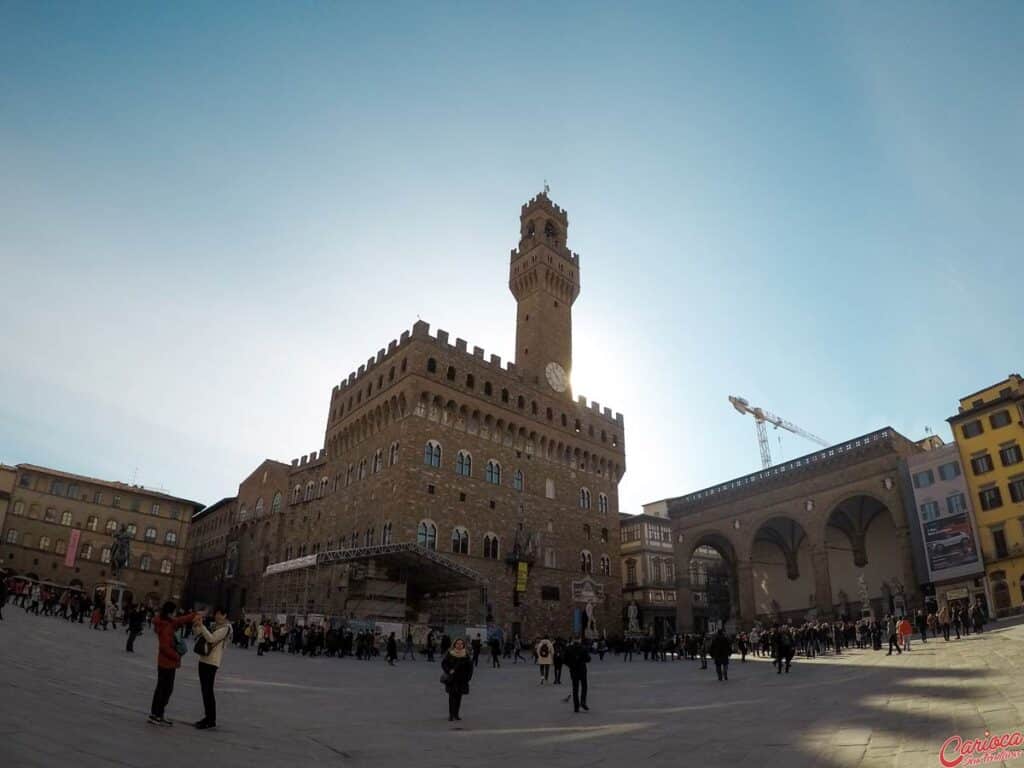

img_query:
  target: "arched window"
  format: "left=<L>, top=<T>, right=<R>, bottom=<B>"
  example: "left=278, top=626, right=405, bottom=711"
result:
left=513, top=469, right=524, bottom=492
left=105, top=519, right=118, bottom=534
left=292, top=485, right=302, bottom=504
left=5, top=529, right=17, bottom=544
left=389, top=441, right=400, bottom=466
left=140, top=554, right=152, bottom=571
left=144, top=527, right=157, bottom=542
left=238, top=506, right=249, bottom=522
left=456, top=450, right=472, bottom=477
left=417, top=521, right=437, bottom=550
left=424, top=440, right=442, bottom=468
left=652, top=559, right=663, bottom=584
left=373, top=450, right=383, bottom=474
left=600, top=527, right=608, bottom=543
left=60, top=510, right=72, bottom=526
left=451, top=526, right=469, bottom=555
left=160, top=559, right=173, bottom=575
left=580, top=550, right=593, bottom=574
left=304, top=481, right=315, bottom=501
left=427, top=357, right=437, bottom=373
left=100, top=546, right=111, bottom=563
left=271, top=492, right=282, bottom=515
left=44, top=507, right=57, bottom=523
left=38, top=536, right=51, bottom=551
left=466, top=374, right=475, bottom=389
left=165, top=531, right=177, bottom=546
left=579, top=488, right=591, bottom=510
left=446, top=365, right=456, bottom=381
left=501, top=388, right=509, bottom=403
left=484, top=382, right=493, bottom=396
left=583, top=524, right=591, bottom=540
left=485, top=460, right=501, bottom=485
left=483, top=533, right=500, bottom=559
left=346, top=465, right=354, bottom=486
left=365, top=527, right=375, bottom=546
left=600, top=555, right=611, bottom=576
left=359, top=458, right=367, bottom=480
left=126, top=523, right=137, bottom=538
left=319, top=477, right=329, bottom=496
left=12, top=501, right=24, bottom=516
left=80, top=542, right=93, bottom=559
left=85, top=515, right=97, bottom=531
left=382, top=521, right=393, bottom=545
left=545, top=478, right=556, bottom=499
left=255, top=497, right=265, bottom=517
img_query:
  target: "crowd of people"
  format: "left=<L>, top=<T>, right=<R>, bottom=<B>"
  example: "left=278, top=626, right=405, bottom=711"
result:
left=2, top=572, right=995, bottom=726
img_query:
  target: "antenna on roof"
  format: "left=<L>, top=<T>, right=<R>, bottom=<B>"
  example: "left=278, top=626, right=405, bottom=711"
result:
left=130, top=466, right=138, bottom=485
left=543, top=179, right=550, bottom=195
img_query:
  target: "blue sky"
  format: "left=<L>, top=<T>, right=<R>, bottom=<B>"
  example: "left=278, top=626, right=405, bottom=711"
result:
left=2, top=2, right=1022, bottom=515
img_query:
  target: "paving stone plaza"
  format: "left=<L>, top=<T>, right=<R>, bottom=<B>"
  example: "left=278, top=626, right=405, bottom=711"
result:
left=3, top=609, right=1024, bottom=768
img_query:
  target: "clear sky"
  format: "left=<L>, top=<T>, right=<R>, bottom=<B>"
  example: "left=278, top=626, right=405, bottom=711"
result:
left=2, top=3, right=1022, bottom=515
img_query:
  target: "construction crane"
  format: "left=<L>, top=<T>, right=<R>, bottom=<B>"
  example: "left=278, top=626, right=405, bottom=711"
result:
left=728, top=395, right=829, bottom=469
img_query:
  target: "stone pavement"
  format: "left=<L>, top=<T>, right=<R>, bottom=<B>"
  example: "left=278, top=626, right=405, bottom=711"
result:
left=2, top=609, right=1024, bottom=768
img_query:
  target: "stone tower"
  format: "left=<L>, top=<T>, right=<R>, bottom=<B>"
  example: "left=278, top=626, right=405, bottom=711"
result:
left=508, top=191, right=581, bottom=397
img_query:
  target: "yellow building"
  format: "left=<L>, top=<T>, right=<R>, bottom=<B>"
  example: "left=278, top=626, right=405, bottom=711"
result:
left=948, top=374, right=1024, bottom=616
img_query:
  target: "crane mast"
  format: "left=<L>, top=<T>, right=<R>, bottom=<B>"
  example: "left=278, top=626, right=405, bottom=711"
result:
left=729, top=395, right=829, bottom=469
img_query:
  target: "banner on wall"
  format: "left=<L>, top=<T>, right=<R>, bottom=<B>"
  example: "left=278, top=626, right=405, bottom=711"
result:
left=923, top=512, right=981, bottom=578
left=65, top=529, right=81, bottom=567
left=515, top=562, right=528, bottom=592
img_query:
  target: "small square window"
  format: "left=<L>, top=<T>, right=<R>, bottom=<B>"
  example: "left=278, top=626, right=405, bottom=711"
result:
left=427, top=484, right=435, bottom=495
left=489, top=500, right=496, bottom=510
left=460, top=493, right=466, bottom=502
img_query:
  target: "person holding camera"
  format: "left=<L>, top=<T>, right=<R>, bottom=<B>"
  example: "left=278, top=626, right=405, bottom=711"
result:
left=192, top=607, right=232, bottom=730
left=148, top=601, right=199, bottom=726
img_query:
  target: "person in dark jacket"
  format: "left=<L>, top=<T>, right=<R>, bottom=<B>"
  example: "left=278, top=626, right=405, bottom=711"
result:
left=709, top=629, right=732, bottom=681
left=564, top=637, right=590, bottom=712
left=148, top=601, right=199, bottom=726
left=773, top=627, right=795, bottom=674
left=553, top=639, right=565, bottom=684
left=441, top=638, right=473, bottom=722
left=386, top=632, right=398, bottom=666
left=126, top=606, right=146, bottom=653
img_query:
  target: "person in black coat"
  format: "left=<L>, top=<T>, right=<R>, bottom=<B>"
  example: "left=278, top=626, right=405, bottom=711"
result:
left=441, top=638, right=473, bottom=722
left=563, top=637, right=590, bottom=712
left=709, top=629, right=732, bottom=681
left=126, top=606, right=146, bottom=653
left=386, top=632, right=398, bottom=666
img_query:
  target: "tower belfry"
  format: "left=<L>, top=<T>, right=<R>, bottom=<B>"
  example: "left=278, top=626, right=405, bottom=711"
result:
left=508, top=191, right=580, bottom=396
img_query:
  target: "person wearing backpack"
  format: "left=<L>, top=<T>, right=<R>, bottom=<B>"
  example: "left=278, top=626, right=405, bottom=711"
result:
left=192, top=607, right=231, bottom=730
left=535, top=637, right=554, bottom=684
left=148, top=601, right=200, bottom=726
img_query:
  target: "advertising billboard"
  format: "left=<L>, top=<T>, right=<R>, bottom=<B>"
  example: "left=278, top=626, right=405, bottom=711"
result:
left=922, top=512, right=982, bottom=581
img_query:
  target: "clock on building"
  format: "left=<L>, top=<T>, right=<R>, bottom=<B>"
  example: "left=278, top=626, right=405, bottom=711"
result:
left=545, top=362, right=568, bottom=393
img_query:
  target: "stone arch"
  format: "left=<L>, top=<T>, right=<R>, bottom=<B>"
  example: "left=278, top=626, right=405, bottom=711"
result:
left=822, top=492, right=897, bottom=568
left=750, top=517, right=808, bottom=580
left=680, top=529, right=741, bottom=631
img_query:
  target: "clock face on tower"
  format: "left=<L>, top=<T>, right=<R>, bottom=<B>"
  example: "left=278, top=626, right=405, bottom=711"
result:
left=545, top=362, right=568, bottom=393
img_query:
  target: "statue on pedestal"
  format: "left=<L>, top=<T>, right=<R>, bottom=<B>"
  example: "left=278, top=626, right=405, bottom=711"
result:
left=627, top=601, right=640, bottom=634
left=110, top=525, right=131, bottom=579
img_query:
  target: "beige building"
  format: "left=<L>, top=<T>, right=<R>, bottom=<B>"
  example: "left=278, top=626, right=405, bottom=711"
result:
left=0, top=464, right=16, bottom=550
left=224, top=192, right=627, bottom=637
left=620, top=504, right=677, bottom=637
left=1, top=464, right=203, bottom=606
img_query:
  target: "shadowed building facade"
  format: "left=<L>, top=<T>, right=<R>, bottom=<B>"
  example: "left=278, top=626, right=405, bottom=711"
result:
left=221, top=193, right=626, bottom=637
left=657, top=429, right=926, bottom=631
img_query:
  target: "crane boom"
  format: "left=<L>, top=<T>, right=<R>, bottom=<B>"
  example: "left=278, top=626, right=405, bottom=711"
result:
left=728, top=395, right=829, bottom=469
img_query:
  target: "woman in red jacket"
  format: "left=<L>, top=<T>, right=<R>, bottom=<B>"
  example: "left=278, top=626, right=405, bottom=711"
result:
left=148, top=601, right=199, bottom=726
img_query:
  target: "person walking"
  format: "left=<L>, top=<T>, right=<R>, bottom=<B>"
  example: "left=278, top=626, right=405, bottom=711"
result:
left=564, top=638, right=590, bottom=712
left=536, top=637, right=554, bottom=684
left=885, top=615, right=902, bottom=655
left=513, top=635, right=526, bottom=664
left=471, top=634, right=482, bottom=668
left=441, top=638, right=473, bottom=722
left=488, top=634, right=502, bottom=668
left=126, top=606, right=145, bottom=653
left=148, top=601, right=199, bottom=726
left=710, top=629, right=732, bottom=682
left=774, top=628, right=795, bottom=674
left=386, top=632, right=398, bottom=666
left=553, top=638, right=565, bottom=684
left=425, top=631, right=436, bottom=662
left=915, top=610, right=928, bottom=644
left=192, top=607, right=231, bottom=730
left=938, top=606, right=951, bottom=642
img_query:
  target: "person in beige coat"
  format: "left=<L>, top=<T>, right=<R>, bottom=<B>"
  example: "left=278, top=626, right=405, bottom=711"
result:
left=192, top=607, right=232, bottom=730
left=536, top=638, right=554, bottom=684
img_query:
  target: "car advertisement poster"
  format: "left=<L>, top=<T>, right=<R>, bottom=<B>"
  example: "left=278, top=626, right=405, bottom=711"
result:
left=923, top=512, right=981, bottom=577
